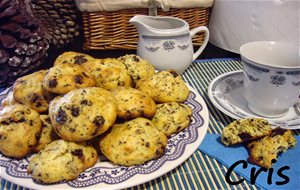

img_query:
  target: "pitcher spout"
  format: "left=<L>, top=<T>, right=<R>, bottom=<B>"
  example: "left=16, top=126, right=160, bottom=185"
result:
left=129, top=15, right=154, bottom=34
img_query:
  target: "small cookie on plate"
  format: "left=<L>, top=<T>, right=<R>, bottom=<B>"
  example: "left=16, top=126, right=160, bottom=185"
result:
left=0, top=91, right=17, bottom=108
left=54, top=51, right=96, bottom=66
left=111, top=87, right=156, bottom=120
left=152, top=102, right=192, bottom=137
left=28, top=139, right=98, bottom=184
left=136, top=70, right=189, bottom=103
left=100, top=117, right=168, bottom=166
left=82, top=58, right=132, bottom=90
left=49, top=87, right=117, bottom=141
left=221, top=118, right=273, bottom=146
left=42, top=63, right=96, bottom=94
left=247, top=128, right=297, bottom=169
left=13, top=70, right=49, bottom=113
left=33, top=115, right=60, bottom=153
left=118, top=54, right=155, bottom=87
left=0, top=104, right=42, bottom=158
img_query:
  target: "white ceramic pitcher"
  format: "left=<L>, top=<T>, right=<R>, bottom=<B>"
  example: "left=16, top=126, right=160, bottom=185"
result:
left=129, top=15, right=209, bottom=73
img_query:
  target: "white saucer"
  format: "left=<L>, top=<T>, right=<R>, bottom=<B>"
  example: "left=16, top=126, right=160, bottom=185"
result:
left=208, top=70, right=300, bottom=129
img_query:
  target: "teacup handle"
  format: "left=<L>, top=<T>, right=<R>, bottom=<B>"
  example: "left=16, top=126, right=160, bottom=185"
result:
left=190, top=26, right=210, bottom=61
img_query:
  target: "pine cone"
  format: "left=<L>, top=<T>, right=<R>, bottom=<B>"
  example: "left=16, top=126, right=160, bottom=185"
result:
left=30, top=0, right=80, bottom=48
left=0, top=0, right=49, bottom=87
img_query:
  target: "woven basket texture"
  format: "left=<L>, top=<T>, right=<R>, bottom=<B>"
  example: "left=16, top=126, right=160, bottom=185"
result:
left=82, top=8, right=211, bottom=50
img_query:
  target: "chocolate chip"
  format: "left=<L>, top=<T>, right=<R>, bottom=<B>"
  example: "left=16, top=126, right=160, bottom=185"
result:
left=145, top=142, right=150, bottom=148
left=80, top=99, right=92, bottom=106
left=48, top=79, right=57, bottom=88
left=71, top=106, right=80, bottom=117
left=56, top=108, right=67, bottom=124
left=17, top=117, right=25, bottom=123
left=238, top=133, right=253, bottom=141
left=45, top=117, right=51, bottom=124
left=74, top=55, right=87, bottom=64
left=30, top=93, right=40, bottom=103
left=0, top=120, right=10, bottom=125
left=82, top=72, right=88, bottom=77
left=155, top=150, right=162, bottom=156
left=35, top=132, right=41, bottom=140
left=93, top=116, right=105, bottom=127
left=133, top=56, right=139, bottom=62
left=169, top=70, right=179, bottom=77
left=271, top=128, right=286, bottom=137
left=71, top=149, right=83, bottom=158
left=36, top=102, right=42, bottom=108
left=74, top=75, right=83, bottom=84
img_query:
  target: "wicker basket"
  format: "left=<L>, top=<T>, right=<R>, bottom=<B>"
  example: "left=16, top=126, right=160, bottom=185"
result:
left=82, top=7, right=211, bottom=50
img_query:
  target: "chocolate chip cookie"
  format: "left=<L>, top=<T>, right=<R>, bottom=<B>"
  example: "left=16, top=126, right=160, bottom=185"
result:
left=82, top=58, right=132, bottom=90
left=54, top=51, right=97, bottom=66
left=152, top=102, right=192, bottom=137
left=33, top=115, right=60, bottom=153
left=0, top=104, right=42, bottom=158
left=100, top=117, right=168, bottom=166
left=13, top=70, right=50, bottom=113
left=118, top=54, right=155, bottom=87
left=42, top=63, right=96, bottom=94
left=49, top=87, right=117, bottom=141
left=28, top=139, right=98, bottom=183
left=247, top=128, right=297, bottom=169
left=136, top=70, right=190, bottom=103
left=221, top=118, right=273, bottom=146
left=111, top=87, right=156, bottom=120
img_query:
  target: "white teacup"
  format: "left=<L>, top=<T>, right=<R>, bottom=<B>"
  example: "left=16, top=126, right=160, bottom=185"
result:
left=240, top=41, right=300, bottom=118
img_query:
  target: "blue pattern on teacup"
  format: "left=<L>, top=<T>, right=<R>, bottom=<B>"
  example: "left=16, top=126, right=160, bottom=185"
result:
left=270, top=73, right=286, bottom=87
left=244, top=61, right=269, bottom=73
left=0, top=91, right=204, bottom=188
left=245, top=71, right=259, bottom=82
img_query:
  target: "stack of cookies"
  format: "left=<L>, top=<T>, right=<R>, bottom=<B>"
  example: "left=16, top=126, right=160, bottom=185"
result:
left=0, top=52, right=194, bottom=183
left=221, top=118, right=297, bottom=169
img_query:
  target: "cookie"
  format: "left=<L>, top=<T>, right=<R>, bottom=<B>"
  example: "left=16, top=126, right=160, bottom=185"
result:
left=0, top=104, right=42, bottom=158
left=28, top=139, right=98, bottom=184
left=136, top=70, right=189, bottom=103
left=118, top=54, right=155, bottom=87
left=111, top=87, right=156, bottom=120
left=33, top=115, right=60, bottom=153
left=0, top=91, right=17, bottom=108
left=247, top=128, right=297, bottom=169
left=13, top=70, right=49, bottom=113
left=221, top=118, right=273, bottom=146
left=42, top=63, right=96, bottom=94
left=49, top=87, right=117, bottom=141
left=100, top=117, right=168, bottom=166
left=54, top=51, right=97, bottom=66
left=152, top=102, right=192, bottom=137
left=82, top=58, right=132, bottom=90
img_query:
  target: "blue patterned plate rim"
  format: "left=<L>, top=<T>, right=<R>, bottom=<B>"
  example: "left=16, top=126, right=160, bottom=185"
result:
left=0, top=85, right=209, bottom=189
left=207, top=70, right=300, bottom=129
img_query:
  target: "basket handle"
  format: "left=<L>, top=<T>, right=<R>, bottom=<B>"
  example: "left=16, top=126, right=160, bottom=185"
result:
left=148, top=0, right=169, bottom=16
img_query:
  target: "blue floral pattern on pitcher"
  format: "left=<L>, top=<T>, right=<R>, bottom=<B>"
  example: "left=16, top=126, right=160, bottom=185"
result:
left=163, top=41, right=175, bottom=51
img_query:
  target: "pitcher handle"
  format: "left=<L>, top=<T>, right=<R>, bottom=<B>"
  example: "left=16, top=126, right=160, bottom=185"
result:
left=190, top=26, right=210, bottom=61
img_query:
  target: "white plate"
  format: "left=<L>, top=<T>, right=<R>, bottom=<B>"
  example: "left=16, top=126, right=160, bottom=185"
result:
left=0, top=85, right=209, bottom=189
left=208, top=70, right=300, bottom=129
